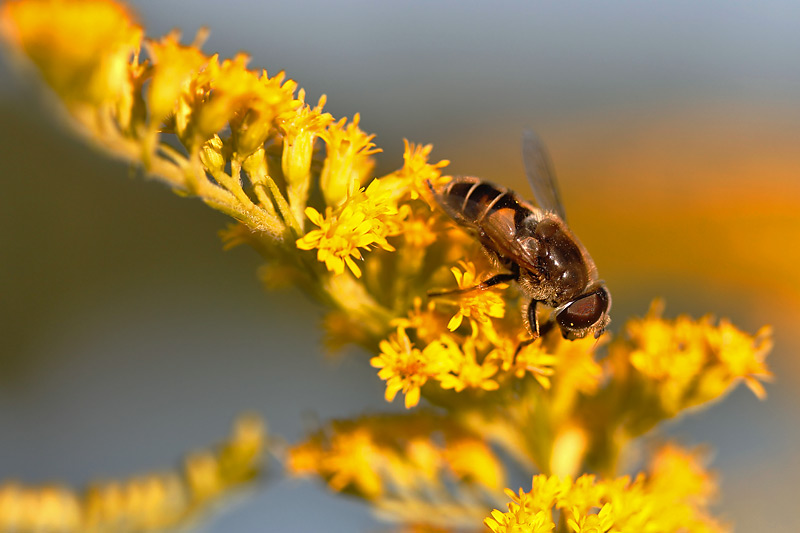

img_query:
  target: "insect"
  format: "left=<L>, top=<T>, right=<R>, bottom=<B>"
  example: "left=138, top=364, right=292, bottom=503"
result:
left=428, top=130, right=611, bottom=340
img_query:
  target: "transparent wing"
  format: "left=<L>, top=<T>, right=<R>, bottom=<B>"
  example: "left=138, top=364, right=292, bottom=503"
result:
left=522, top=129, right=567, bottom=221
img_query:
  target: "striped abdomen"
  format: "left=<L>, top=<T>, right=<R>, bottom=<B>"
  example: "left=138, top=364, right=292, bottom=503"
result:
left=433, top=176, right=539, bottom=233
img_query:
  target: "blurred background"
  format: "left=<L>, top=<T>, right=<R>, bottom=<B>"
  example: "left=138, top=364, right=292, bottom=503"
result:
left=1, top=0, right=798, bottom=530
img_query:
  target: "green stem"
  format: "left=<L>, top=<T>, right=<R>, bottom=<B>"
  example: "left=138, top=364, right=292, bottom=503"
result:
left=261, top=176, right=302, bottom=237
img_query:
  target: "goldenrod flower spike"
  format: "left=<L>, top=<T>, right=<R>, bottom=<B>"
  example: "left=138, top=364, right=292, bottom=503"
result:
left=1, top=0, right=775, bottom=531
left=0, top=415, right=265, bottom=533
left=485, top=445, right=724, bottom=533
left=2, top=0, right=142, bottom=106
left=608, top=302, right=774, bottom=436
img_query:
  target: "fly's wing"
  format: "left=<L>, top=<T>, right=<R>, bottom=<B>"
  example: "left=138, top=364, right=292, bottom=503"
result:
left=480, top=213, right=545, bottom=279
left=478, top=195, right=545, bottom=277
left=522, top=129, right=567, bottom=221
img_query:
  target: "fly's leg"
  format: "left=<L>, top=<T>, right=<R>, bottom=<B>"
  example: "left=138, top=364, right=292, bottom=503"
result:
left=427, top=271, right=517, bottom=298
left=517, top=299, right=558, bottom=355
left=524, top=298, right=541, bottom=337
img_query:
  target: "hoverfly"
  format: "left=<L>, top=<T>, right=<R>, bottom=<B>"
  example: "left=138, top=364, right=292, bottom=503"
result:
left=428, top=131, right=611, bottom=340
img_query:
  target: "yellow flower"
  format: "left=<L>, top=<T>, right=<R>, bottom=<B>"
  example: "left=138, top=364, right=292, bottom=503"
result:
left=485, top=329, right=557, bottom=387
left=319, top=114, right=381, bottom=206
left=192, top=56, right=299, bottom=151
left=185, top=452, right=224, bottom=503
left=435, top=336, right=500, bottom=393
left=278, top=91, right=332, bottom=163
left=278, top=91, right=334, bottom=226
left=401, top=437, right=443, bottom=487
left=551, top=335, right=604, bottom=398
left=371, top=328, right=428, bottom=408
left=706, top=320, right=773, bottom=399
left=0, top=484, right=81, bottom=532
left=487, top=446, right=725, bottom=533
left=486, top=476, right=569, bottom=533
left=443, top=261, right=506, bottom=334
left=485, top=508, right=555, bottom=533
left=526, top=474, right=573, bottom=511
left=381, top=140, right=450, bottom=201
left=626, top=312, right=706, bottom=412
left=84, top=474, right=186, bottom=530
left=322, top=429, right=384, bottom=498
left=286, top=440, right=324, bottom=477
left=560, top=474, right=602, bottom=516
left=400, top=215, right=440, bottom=249
left=391, top=298, right=449, bottom=346
left=0, top=415, right=262, bottom=532
left=183, top=415, right=264, bottom=504
left=144, top=32, right=209, bottom=126
left=648, top=444, right=716, bottom=508
left=1, top=0, right=142, bottom=105
left=370, top=327, right=457, bottom=408
left=566, top=503, right=613, bottom=533
left=296, top=179, right=407, bottom=278
left=216, top=413, right=264, bottom=484
left=442, top=438, right=504, bottom=490
left=287, top=424, right=386, bottom=499
left=619, top=303, right=773, bottom=416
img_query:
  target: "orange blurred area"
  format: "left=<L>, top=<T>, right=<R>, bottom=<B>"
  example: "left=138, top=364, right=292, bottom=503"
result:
left=437, top=101, right=800, bottom=406
left=447, top=99, right=800, bottom=316
left=559, top=102, right=800, bottom=300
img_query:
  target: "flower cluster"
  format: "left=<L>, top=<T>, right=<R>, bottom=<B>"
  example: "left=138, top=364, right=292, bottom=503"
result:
left=0, top=415, right=264, bottom=533
left=288, top=413, right=504, bottom=527
left=296, top=179, right=410, bottom=278
left=603, top=301, right=774, bottom=439
left=1, top=1, right=775, bottom=531
left=486, top=445, right=723, bottom=533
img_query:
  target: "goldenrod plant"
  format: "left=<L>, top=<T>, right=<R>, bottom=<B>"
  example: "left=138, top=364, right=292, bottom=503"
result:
left=0, top=1, right=774, bottom=531
left=0, top=415, right=264, bottom=532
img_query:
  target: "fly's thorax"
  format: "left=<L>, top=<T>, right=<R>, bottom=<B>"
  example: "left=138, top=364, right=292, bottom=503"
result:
left=524, top=215, right=593, bottom=304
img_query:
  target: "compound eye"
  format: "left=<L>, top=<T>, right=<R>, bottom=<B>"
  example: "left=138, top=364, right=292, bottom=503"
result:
left=557, top=289, right=609, bottom=331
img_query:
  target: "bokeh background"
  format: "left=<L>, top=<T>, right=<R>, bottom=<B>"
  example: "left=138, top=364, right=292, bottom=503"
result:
left=1, top=0, right=799, bottom=531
